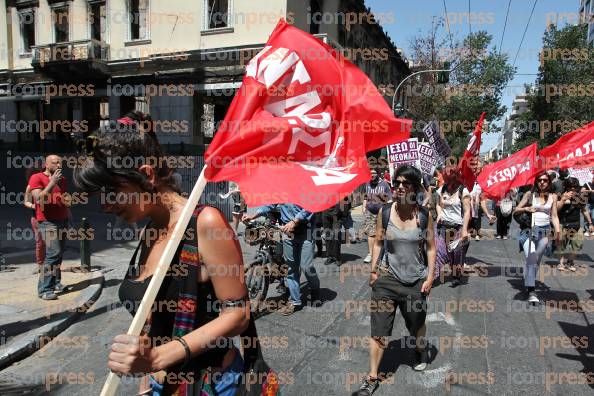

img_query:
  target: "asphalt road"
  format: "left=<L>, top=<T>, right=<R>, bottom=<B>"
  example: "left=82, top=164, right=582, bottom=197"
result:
left=0, top=215, right=593, bottom=395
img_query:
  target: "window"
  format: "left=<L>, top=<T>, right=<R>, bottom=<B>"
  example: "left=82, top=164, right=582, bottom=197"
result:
left=204, top=0, right=231, bottom=30
left=52, top=6, right=70, bottom=43
left=128, top=0, right=149, bottom=41
left=88, top=1, right=107, bottom=42
left=18, top=9, right=35, bottom=54
left=309, top=0, right=322, bottom=35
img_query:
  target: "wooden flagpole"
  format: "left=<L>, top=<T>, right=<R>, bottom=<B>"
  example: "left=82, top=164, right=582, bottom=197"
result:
left=100, top=166, right=209, bottom=396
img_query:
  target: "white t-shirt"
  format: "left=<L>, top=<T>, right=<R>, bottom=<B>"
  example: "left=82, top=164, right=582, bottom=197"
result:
left=532, top=194, right=554, bottom=227
left=438, top=185, right=471, bottom=225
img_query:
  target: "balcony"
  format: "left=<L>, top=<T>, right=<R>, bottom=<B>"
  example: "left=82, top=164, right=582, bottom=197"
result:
left=31, top=39, right=110, bottom=80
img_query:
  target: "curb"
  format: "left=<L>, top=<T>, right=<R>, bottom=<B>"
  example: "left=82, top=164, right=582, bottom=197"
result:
left=0, top=269, right=104, bottom=370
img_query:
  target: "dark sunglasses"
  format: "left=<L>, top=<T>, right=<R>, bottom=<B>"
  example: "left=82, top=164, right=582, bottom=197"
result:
left=394, top=180, right=412, bottom=188
left=537, top=178, right=549, bottom=183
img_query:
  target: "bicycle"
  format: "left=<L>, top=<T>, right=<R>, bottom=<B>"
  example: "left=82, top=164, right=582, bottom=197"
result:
left=242, top=218, right=289, bottom=310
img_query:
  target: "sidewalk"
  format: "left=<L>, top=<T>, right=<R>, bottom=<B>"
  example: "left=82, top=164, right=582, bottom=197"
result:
left=0, top=251, right=104, bottom=370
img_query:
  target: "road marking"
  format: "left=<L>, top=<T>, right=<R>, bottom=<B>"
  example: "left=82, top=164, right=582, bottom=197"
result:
left=419, top=311, right=463, bottom=389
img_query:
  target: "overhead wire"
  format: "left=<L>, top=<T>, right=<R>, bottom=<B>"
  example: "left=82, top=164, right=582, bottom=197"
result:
left=442, top=0, right=455, bottom=52
left=499, top=0, right=512, bottom=55
left=512, top=0, right=538, bottom=68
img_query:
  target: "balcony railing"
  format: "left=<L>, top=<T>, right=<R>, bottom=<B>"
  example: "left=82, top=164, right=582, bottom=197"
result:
left=31, top=39, right=109, bottom=68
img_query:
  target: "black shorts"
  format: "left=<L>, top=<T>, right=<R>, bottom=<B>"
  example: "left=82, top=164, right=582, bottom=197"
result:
left=370, top=268, right=427, bottom=337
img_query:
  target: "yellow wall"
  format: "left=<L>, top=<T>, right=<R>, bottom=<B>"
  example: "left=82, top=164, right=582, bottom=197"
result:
left=108, top=0, right=288, bottom=61
left=7, top=0, right=290, bottom=70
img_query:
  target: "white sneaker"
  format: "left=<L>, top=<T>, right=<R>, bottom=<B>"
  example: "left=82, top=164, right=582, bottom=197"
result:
left=503, top=236, right=508, bottom=240
left=528, top=291, right=539, bottom=304
left=364, top=254, right=372, bottom=263
left=475, top=236, right=481, bottom=241
left=584, top=232, right=590, bottom=237
left=496, top=235, right=502, bottom=239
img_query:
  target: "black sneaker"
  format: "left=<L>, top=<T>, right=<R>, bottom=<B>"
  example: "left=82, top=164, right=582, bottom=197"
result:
left=413, top=349, right=429, bottom=371
left=356, top=377, right=379, bottom=396
left=450, top=277, right=461, bottom=288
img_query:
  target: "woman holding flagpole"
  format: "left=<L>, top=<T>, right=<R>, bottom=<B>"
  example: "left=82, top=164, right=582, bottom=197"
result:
left=514, top=171, right=561, bottom=303
left=435, top=167, right=472, bottom=287
left=73, top=115, right=253, bottom=396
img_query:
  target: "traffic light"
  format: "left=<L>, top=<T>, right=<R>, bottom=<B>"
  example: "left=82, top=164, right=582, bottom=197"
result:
left=437, top=61, right=451, bottom=84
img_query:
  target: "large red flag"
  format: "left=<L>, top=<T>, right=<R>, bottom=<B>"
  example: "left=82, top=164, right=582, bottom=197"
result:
left=204, top=19, right=412, bottom=211
left=477, top=143, right=538, bottom=200
left=459, top=112, right=486, bottom=190
left=537, top=121, right=594, bottom=171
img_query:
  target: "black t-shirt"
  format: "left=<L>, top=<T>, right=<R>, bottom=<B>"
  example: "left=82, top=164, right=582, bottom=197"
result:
left=558, top=200, right=583, bottom=228
left=553, top=178, right=566, bottom=195
left=365, top=180, right=391, bottom=215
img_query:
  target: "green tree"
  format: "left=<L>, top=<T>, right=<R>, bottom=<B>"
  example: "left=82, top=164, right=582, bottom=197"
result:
left=513, top=24, right=594, bottom=151
left=406, top=25, right=515, bottom=157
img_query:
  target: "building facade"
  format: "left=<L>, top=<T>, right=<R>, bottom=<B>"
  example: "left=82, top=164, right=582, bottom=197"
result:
left=0, top=0, right=410, bottom=154
left=502, top=94, right=529, bottom=153
left=580, top=0, right=594, bottom=46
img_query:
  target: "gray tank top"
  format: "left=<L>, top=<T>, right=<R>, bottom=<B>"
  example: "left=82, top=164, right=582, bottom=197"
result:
left=384, top=217, right=427, bottom=285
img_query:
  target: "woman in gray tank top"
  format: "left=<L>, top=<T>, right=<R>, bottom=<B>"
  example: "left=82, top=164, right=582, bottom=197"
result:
left=357, top=165, right=436, bottom=396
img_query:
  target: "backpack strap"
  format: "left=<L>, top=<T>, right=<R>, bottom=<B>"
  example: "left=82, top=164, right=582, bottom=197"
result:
left=417, top=206, right=429, bottom=232
left=378, top=202, right=394, bottom=267
left=416, top=207, right=429, bottom=267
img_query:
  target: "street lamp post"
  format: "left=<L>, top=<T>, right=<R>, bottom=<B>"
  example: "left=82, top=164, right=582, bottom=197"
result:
left=391, top=68, right=453, bottom=115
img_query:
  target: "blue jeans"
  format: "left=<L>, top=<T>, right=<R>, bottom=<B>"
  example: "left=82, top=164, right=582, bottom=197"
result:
left=283, top=236, right=319, bottom=306
left=37, top=220, right=67, bottom=296
left=149, top=348, right=243, bottom=395
left=518, top=225, right=550, bottom=288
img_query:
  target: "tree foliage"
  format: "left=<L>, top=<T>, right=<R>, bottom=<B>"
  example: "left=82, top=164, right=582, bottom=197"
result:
left=406, top=22, right=515, bottom=157
left=513, top=24, right=594, bottom=151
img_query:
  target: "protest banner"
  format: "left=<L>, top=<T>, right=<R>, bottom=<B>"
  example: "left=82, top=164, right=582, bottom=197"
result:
left=423, top=120, right=450, bottom=162
left=418, top=142, right=439, bottom=176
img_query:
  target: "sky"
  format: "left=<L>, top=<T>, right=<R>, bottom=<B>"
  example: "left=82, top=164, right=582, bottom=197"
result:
left=366, top=0, right=580, bottom=152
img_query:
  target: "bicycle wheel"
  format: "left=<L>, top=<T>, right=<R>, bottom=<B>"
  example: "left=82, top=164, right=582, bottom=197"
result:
left=244, top=259, right=270, bottom=310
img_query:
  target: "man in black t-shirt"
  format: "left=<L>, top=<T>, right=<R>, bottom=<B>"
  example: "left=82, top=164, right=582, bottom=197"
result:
left=557, top=177, right=594, bottom=271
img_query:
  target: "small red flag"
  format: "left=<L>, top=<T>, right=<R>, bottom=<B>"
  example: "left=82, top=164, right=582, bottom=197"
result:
left=537, top=121, right=594, bottom=171
left=477, top=143, right=537, bottom=200
left=459, top=112, right=485, bottom=190
left=204, top=20, right=412, bottom=212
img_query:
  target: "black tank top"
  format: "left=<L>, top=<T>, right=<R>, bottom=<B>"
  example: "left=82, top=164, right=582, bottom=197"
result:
left=118, top=221, right=228, bottom=370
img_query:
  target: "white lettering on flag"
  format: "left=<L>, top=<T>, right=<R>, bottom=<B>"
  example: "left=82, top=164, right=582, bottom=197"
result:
left=246, top=47, right=311, bottom=88
left=300, top=164, right=357, bottom=186
left=265, top=91, right=321, bottom=117
left=287, top=119, right=332, bottom=155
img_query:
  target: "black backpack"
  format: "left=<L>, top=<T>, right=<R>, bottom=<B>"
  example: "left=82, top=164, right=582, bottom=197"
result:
left=378, top=202, right=429, bottom=269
